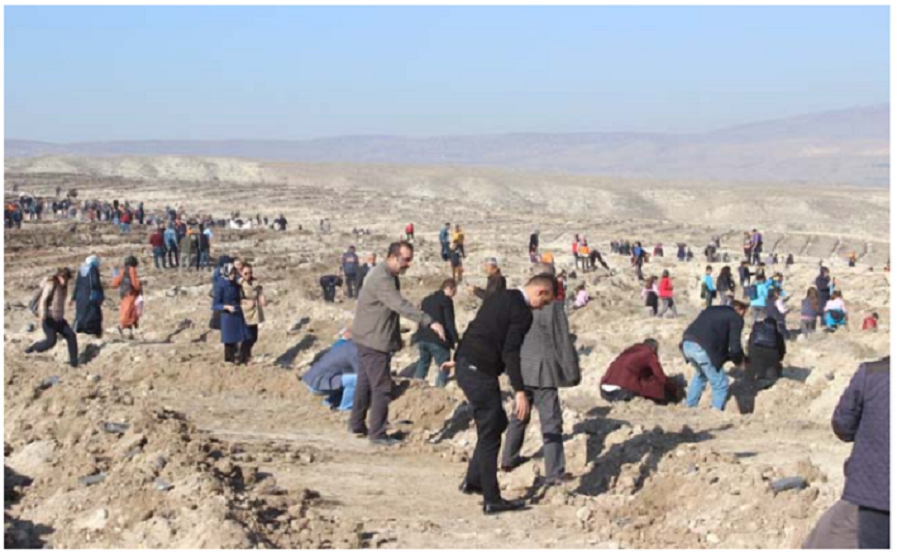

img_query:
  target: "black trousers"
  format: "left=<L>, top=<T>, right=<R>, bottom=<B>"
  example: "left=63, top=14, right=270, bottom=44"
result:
left=858, top=506, right=889, bottom=549
left=33, top=318, right=79, bottom=366
left=239, top=324, right=259, bottom=363
left=167, top=245, right=179, bottom=267
left=456, top=357, right=507, bottom=504
left=344, top=275, right=357, bottom=298
left=349, top=344, right=393, bottom=439
left=321, top=283, right=337, bottom=302
left=224, top=343, right=238, bottom=363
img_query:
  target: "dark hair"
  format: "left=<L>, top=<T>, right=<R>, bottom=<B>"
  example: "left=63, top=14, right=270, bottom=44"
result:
left=643, top=338, right=659, bottom=353
left=55, top=267, right=73, bottom=281
left=441, top=278, right=457, bottom=290
left=767, top=287, right=779, bottom=300
left=387, top=241, right=414, bottom=258
left=124, top=255, right=139, bottom=268
left=705, top=265, right=713, bottom=272
left=241, top=262, right=253, bottom=270
left=872, top=312, right=879, bottom=319
left=719, top=266, right=732, bottom=278
left=526, top=274, right=558, bottom=297
left=662, top=270, right=670, bottom=278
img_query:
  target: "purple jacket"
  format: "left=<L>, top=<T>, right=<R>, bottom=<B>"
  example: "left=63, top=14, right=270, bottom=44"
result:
left=832, top=357, right=889, bottom=512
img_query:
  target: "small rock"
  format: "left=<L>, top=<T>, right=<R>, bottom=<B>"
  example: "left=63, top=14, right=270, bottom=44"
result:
left=87, top=374, right=101, bottom=384
left=576, top=506, right=593, bottom=522
left=707, top=533, right=720, bottom=545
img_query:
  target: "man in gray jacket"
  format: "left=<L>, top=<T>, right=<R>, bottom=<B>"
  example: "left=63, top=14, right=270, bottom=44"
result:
left=500, top=263, right=580, bottom=484
left=349, top=241, right=445, bottom=445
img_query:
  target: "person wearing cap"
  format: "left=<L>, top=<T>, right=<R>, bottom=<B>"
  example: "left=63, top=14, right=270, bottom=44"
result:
left=470, top=257, right=506, bottom=301
left=341, top=245, right=361, bottom=299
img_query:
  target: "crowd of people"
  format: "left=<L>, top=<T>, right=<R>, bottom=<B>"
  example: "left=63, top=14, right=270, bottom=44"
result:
left=16, top=210, right=888, bottom=541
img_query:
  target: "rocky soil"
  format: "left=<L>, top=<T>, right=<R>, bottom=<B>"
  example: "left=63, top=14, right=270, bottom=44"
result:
left=4, top=160, right=890, bottom=548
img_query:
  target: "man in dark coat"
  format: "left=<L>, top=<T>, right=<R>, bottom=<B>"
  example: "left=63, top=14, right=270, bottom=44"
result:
left=72, top=256, right=105, bottom=337
left=414, top=279, right=459, bottom=387
left=445, top=274, right=557, bottom=515
left=746, top=316, right=786, bottom=381
left=600, top=339, right=678, bottom=403
left=470, top=257, right=507, bottom=301
left=319, top=275, right=343, bottom=303
left=681, top=301, right=748, bottom=410
left=832, top=357, right=890, bottom=548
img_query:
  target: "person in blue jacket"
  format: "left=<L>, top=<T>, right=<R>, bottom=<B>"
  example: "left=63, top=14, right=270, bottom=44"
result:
left=301, top=327, right=359, bottom=411
left=748, top=276, right=774, bottom=324
left=702, top=266, right=717, bottom=309
left=212, top=262, right=248, bottom=363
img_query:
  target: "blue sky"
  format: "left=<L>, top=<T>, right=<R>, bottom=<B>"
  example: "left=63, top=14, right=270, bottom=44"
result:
left=5, top=6, right=890, bottom=141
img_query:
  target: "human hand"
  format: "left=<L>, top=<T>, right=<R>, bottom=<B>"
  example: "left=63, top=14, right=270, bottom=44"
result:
left=430, top=322, right=446, bottom=341
left=440, top=360, right=455, bottom=373
left=515, top=392, right=530, bottom=420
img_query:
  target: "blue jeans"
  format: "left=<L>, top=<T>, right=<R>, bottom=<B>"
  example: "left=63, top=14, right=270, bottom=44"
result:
left=152, top=246, right=167, bottom=269
left=683, top=341, right=729, bottom=410
left=415, top=341, right=450, bottom=387
left=120, top=222, right=131, bottom=234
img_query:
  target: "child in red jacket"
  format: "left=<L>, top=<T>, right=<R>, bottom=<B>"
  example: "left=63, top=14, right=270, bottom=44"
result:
left=657, top=270, right=678, bottom=318
left=862, top=313, right=879, bottom=331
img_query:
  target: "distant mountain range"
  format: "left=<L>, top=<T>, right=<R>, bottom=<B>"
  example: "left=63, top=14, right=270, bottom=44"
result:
left=6, top=104, right=889, bottom=185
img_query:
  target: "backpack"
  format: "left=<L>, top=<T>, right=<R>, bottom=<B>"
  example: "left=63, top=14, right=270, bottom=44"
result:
left=746, top=284, right=759, bottom=301
left=752, top=320, right=779, bottom=349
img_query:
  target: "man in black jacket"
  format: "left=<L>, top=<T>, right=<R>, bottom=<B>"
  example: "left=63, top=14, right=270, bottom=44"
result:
left=444, top=274, right=558, bottom=515
left=414, top=279, right=459, bottom=387
left=470, top=257, right=506, bottom=301
left=681, top=301, right=748, bottom=410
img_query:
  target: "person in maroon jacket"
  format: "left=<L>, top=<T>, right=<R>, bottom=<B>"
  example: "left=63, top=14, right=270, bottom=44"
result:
left=600, top=339, right=680, bottom=404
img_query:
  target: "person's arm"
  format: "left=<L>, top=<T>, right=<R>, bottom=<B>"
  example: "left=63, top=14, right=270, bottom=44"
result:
left=37, top=281, right=53, bottom=320
left=444, top=298, right=458, bottom=348
left=832, top=367, right=866, bottom=442
left=472, top=286, right=486, bottom=300
left=212, top=281, right=226, bottom=312
left=502, top=299, right=532, bottom=393
left=728, top=316, right=745, bottom=365
left=371, top=272, right=433, bottom=326
left=130, top=268, right=142, bottom=293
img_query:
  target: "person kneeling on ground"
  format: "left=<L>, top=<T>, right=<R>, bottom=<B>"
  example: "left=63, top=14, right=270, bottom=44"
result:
left=824, top=290, right=849, bottom=331
left=746, top=316, right=786, bottom=382
left=302, top=327, right=359, bottom=411
left=600, top=339, right=679, bottom=404
left=680, top=301, right=748, bottom=411
left=319, top=274, right=343, bottom=303
left=415, top=279, right=460, bottom=388
left=862, top=312, right=879, bottom=331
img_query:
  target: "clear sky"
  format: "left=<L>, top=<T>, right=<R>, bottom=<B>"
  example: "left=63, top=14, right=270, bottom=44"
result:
left=4, top=5, right=890, bottom=142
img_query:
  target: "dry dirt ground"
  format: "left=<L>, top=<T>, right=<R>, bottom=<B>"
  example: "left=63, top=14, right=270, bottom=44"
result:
left=4, top=159, right=891, bottom=548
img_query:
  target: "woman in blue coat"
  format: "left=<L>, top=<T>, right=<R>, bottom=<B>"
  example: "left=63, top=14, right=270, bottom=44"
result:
left=212, top=263, right=248, bottom=363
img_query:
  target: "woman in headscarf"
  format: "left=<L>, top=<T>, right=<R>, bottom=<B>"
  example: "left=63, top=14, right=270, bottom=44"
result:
left=111, top=255, right=142, bottom=338
left=213, top=262, right=248, bottom=363
left=72, top=255, right=105, bottom=337
left=239, top=262, right=266, bottom=364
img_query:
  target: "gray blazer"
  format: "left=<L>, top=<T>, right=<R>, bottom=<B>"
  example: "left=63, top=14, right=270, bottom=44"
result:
left=353, top=263, right=433, bottom=353
left=520, top=300, right=581, bottom=388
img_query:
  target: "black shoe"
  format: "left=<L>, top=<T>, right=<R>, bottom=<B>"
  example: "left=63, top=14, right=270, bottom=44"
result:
left=24, top=346, right=34, bottom=354
left=370, top=437, right=401, bottom=447
left=483, top=499, right=526, bottom=515
left=350, top=428, right=368, bottom=438
left=459, top=481, right=484, bottom=496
